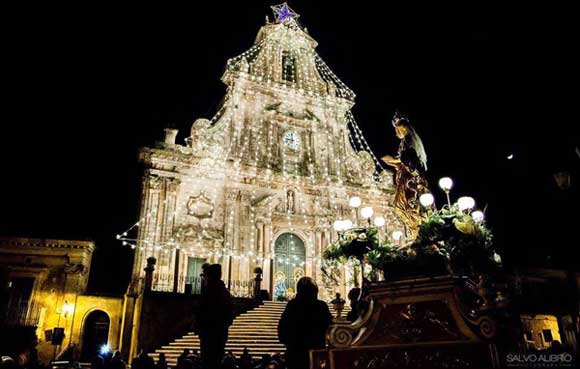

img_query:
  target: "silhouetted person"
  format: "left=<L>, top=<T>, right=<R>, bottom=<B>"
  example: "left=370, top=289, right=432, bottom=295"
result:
left=200, top=262, right=210, bottom=294
left=278, top=277, right=332, bottom=369
left=197, top=264, right=234, bottom=369
left=108, top=351, right=126, bottom=369
left=265, top=362, right=279, bottom=369
left=176, top=349, right=193, bottom=369
left=28, top=348, right=40, bottom=369
left=92, top=355, right=105, bottom=369
left=346, top=288, right=360, bottom=322
left=132, top=350, right=154, bottom=369
left=547, top=340, right=564, bottom=355
left=177, top=349, right=189, bottom=366
left=220, top=353, right=237, bottom=369
left=253, top=354, right=271, bottom=369
left=239, top=348, right=253, bottom=369
left=155, top=353, right=167, bottom=369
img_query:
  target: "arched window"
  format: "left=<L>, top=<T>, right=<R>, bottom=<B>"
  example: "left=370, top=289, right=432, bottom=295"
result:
left=282, top=51, right=296, bottom=83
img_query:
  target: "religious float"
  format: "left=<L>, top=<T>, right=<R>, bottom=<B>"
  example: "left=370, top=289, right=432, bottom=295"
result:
left=314, top=113, right=512, bottom=369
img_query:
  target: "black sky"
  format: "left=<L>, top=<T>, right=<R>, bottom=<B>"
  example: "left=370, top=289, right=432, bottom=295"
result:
left=1, top=1, right=578, bottom=293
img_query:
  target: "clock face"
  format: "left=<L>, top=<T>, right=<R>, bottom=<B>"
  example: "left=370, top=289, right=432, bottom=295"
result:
left=283, top=130, right=301, bottom=150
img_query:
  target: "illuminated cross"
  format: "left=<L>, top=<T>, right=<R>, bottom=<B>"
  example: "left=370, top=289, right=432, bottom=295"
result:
left=271, top=3, right=300, bottom=23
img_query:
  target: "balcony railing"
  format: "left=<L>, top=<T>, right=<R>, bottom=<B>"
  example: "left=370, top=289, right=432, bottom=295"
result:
left=2, top=304, right=41, bottom=327
left=150, top=273, right=255, bottom=298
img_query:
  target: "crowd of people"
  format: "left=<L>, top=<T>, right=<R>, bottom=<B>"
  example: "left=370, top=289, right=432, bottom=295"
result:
left=174, top=349, right=288, bottom=369
left=1, top=265, right=335, bottom=369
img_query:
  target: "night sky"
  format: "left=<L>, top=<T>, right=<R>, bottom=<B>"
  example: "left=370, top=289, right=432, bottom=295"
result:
left=2, top=2, right=577, bottom=293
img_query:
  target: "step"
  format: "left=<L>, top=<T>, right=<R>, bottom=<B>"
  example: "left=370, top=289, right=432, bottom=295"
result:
left=153, top=300, right=356, bottom=363
left=168, top=339, right=282, bottom=345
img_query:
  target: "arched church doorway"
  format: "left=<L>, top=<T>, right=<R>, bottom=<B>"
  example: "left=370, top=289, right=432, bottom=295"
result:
left=81, top=310, right=110, bottom=360
left=274, top=233, right=305, bottom=300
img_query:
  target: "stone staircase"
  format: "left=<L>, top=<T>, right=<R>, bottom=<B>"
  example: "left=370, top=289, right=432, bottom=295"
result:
left=151, top=300, right=349, bottom=365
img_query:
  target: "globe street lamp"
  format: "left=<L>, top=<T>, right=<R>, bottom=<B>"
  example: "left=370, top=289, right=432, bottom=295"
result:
left=349, top=196, right=362, bottom=225
left=348, top=196, right=362, bottom=208
left=438, top=177, right=453, bottom=207
left=373, top=216, right=386, bottom=228
left=457, top=196, right=475, bottom=212
left=360, top=206, right=373, bottom=218
left=392, top=230, right=403, bottom=246
left=419, top=193, right=435, bottom=208
left=472, top=210, right=485, bottom=223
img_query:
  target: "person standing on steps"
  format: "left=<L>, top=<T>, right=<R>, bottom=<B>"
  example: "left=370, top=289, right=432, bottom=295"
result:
left=196, top=263, right=234, bottom=369
left=277, top=277, right=333, bottom=369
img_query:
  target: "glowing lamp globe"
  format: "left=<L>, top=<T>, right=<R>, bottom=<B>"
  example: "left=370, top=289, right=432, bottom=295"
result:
left=438, top=177, right=453, bottom=191
left=61, top=301, right=74, bottom=317
left=419, top=193, right=435, bottom=207
left=392, top=230, right=403, bottom=241
left=373, top=216, right=386, bottom=227
left=333, top=220, right=344, bottom=232
left=472, top=210, right=485, bottom=223
left=360, top=206, right=374, bottom=219
left=457, top=196, right=476, bottom=211
left=348, top=196, right=362, bottom=208
left=343, top=219, right=353, bottom=230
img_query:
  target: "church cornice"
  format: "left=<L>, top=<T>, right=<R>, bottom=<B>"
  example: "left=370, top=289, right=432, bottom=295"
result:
left=223, top=71, right=354, bottom=109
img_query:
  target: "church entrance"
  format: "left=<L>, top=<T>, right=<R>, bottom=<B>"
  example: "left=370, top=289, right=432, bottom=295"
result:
left=274, top=233, right=305, bottom=300
left=81, top=310, right=110, bottom=360
left=186, top=257, right=206, bottom=294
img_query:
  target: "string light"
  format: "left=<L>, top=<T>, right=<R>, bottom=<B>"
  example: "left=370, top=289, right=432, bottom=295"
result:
left=115, top=8, right=404, bottom=294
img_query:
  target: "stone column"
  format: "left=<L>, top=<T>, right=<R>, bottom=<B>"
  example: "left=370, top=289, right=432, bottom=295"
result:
left=133, top=173, right=161, bottom=280
left=262, top=221, right=272, bottom=298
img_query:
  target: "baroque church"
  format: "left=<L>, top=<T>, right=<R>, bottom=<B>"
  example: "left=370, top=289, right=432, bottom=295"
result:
left=128, top=6, right=402, bottom=301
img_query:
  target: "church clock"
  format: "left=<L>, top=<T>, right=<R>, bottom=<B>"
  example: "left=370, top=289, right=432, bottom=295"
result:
left=282, top=130, right=301, bottom=151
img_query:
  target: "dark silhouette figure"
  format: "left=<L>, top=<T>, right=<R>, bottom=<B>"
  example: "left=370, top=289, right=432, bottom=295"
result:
left=239, top=348, right=253, bottom=369
left=155, top=353, right=168, bottom=369
left=197, top=264, right=234, bottom=369
left=220, top=352, right=237, bottom=369
left=189, top=349, right=202, bottom=369
left=132, top=350, right=154, bottom=369
left=253, top=354, right=271, bottom=369
left=278, top=277, right=333, bottom=369
left=346, top=288, right=360, bottom=322
left=177, top=349, right=189, bottom=365
left=108, top=351, right=126, bottom=369
left=92, top=355, right=105, bottom=369
left=200, top=262, right=211, bottom=294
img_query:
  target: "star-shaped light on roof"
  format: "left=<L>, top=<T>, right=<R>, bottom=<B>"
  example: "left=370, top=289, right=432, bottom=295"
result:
left=271, top=3, right=299, bottom=23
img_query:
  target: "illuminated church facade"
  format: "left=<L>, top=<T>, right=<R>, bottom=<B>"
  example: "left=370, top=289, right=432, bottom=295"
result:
left=128, top=6, right=401, bottom=300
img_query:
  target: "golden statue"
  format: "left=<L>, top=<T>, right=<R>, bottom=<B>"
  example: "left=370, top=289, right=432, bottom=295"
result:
left=382, top=112, right=429, bottom=239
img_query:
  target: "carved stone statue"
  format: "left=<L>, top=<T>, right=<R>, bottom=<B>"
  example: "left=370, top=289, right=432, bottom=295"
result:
left=382, top=112, right=429, bottom=239
left=286, top=189, right=296, bottom=213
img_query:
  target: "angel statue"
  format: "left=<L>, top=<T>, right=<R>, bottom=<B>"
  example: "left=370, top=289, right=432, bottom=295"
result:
left=382, top=111, right=430, bottom=239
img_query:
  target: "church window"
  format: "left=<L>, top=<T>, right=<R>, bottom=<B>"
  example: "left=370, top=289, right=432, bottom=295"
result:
left=282, top=51, right=296, bottom=83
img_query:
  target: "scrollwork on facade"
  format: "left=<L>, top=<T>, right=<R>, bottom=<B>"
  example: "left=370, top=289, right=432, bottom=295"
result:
left=186, top=192, right=215, bottom=219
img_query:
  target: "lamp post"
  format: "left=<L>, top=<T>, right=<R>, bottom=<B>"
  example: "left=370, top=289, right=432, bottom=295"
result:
left=438, top=177, right=453, bottom=207
left=392, top=230, right=403, bottom=247
left=360, top=206, right=374, bottom=226
left=349, top=196, right=361, bottom=226
left=334, top=198, right=387, bottom=292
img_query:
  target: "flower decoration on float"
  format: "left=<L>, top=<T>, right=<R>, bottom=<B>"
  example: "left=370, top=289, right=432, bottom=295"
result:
left=323, top=177, right=502, bottom=281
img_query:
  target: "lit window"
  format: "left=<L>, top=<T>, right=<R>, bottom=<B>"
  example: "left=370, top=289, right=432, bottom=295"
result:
left=282, top=51, right=296, bottom=83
